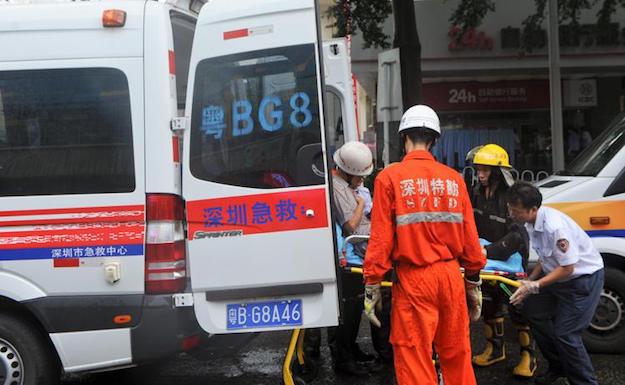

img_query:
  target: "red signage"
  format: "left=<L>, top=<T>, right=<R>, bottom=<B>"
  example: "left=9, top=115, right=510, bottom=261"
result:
left=423, top=80, right=550, bottom=111
left=448, top=26, right=494, bottom=51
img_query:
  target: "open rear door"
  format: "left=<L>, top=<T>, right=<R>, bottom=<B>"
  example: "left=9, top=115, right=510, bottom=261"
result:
left=183, top=0, right=339, bottom=334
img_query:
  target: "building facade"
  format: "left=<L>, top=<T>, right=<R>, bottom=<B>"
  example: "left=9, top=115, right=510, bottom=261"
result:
left=349, top=0, right=625, bottom=174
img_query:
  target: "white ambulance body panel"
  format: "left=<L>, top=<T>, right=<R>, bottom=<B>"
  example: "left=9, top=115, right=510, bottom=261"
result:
left=50, top=329, right=132, bottom=372
left=0, top=0, right=204, bottom=379
left=536, top=112, right=625, bottom=353
left=323, top=39, right=358, bottom=143
left=183, top=0, right=340, bottom=334
left=0, top=0, right=351, bottom=379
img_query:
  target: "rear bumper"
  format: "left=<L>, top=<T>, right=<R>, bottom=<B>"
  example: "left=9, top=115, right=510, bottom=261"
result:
left=130, top=294, right=203, bottom=364
left=24, top=293, right=203, bottom=366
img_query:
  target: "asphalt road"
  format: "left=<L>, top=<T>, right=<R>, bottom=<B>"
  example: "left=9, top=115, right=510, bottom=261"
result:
left=63, top=318, right=625, bottom=385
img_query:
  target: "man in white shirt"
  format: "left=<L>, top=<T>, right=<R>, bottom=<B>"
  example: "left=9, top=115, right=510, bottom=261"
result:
left=506, top=182, right=604, bottom=385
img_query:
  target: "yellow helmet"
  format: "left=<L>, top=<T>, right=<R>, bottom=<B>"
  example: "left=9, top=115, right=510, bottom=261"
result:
left=472, top=144, right=512, bottom=168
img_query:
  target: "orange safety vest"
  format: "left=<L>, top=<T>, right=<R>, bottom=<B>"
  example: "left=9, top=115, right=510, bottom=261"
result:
left=364, top=150, right=485, bottom=284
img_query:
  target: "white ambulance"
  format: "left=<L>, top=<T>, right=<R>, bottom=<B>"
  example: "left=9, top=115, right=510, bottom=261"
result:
left=536, top=111, right=625, bottom=353
left=0, top=0, right=349, bottom=383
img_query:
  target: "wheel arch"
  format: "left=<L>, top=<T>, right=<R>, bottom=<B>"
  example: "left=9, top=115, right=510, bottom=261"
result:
left=0, top=296, right=63, bottom=372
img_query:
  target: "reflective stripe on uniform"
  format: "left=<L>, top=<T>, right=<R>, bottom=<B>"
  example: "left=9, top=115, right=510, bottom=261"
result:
left=488, top=214, right=507, bottom=223
left=474, top=208, right=484, bottom=215
left=396, top=212, right=464, bottom=226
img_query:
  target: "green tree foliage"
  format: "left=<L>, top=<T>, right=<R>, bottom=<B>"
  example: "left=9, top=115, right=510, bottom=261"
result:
left=448, top=0, right=496, bottom=36
left=520, top=0, right=625, bottom=52
left=325, top=0, right=392, bottom=49
left=327, top=0, right=625, bottom=53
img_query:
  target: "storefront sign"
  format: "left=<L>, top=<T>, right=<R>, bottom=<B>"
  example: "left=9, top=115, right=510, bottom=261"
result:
left=423, top=80, right=550, bottom=111
left=448, top=26, right=494, bottom=51
left=563, top=79, right=597, bottom=107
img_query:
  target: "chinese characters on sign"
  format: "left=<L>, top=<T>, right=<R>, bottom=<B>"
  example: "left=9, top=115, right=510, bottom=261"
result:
left=500, top=23, right=625, bottom=50
left=187, top=188, right=329, bottom=239
left=423, top=80, right=549, bottom=111
left=448, top=26, right=494, bottom=51
left=50, top=245, right=129, bottom=259
left=201, top=92, right=314, bottom=140
left=203, top=199, right=300, bottom=228
left=400, top=177, right=460, bottom=210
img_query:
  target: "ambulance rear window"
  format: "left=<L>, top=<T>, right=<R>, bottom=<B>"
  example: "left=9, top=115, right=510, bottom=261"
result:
left=0, top=68, right=134, bottom=196
left=189, top=44, right=323, bottom=189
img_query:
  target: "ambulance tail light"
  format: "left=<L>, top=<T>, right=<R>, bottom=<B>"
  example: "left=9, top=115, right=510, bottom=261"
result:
left=145, top=194, right=187, bottom=294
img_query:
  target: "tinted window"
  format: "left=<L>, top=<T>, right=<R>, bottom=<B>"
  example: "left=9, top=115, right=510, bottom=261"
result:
left=190, top=44, right=322, bottom=188
left=561, top=112, right=625, bottom=177
left=0, top=68, right=134, bottom=196
left=324, top=90, right=345, bottom=156
left=170, top=11, right=196, bottom=111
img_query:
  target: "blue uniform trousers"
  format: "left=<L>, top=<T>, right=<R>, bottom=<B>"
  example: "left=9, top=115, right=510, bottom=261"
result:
left=522, top=268, right=604, bottom=385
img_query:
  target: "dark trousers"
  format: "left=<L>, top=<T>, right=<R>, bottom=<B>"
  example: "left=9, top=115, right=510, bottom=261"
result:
left=522, top=269, right=604, bottom=385
left=371, top=286, right=393, bottom=363
left=328, top=271, right=365, bottom=364
left=304, top=272, right=393, bottom=363
left=482, top=282, right=526, bottom=325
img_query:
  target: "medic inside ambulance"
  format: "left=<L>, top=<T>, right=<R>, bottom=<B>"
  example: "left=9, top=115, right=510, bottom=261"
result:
left=535, top=111, right=625, bottom=353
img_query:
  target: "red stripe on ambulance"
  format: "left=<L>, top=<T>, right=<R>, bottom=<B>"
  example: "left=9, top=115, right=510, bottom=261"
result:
left=186, top=188, right=328, bottom=239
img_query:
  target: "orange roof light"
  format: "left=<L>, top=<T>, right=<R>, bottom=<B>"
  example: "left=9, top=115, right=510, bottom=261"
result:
left=103, top=9, right=126, bottom=28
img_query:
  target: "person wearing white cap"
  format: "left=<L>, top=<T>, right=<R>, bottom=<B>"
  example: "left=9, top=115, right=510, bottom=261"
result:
left=327, top=141, right=377, bottom=376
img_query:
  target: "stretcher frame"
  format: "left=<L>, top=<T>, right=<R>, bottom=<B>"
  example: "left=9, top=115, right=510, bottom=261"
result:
left=282, top=268, right=523, bottom=385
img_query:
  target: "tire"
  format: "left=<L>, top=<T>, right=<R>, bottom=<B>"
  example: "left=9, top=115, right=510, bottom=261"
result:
left=0, top=313, right=60, bottom=385
left=583, top=267, right=625, bottom=353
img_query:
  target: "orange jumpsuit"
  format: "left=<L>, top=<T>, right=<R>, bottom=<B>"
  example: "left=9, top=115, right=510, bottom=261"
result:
left=364, top=150, right=485, bottom=385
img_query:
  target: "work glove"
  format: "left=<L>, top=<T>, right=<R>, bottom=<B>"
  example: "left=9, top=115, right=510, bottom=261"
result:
left=364, top=284, right=382, bottom=328
left=509, top=280, right=540, bottom=306
left=465, top=277, right=483, bottom=322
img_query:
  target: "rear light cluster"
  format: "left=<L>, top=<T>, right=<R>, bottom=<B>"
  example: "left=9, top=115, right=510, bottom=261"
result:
left=145, top=194, right=187, bottom=294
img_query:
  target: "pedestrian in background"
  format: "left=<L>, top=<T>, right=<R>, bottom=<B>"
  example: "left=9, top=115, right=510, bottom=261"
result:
left=507, top=181, right=604, bottom=385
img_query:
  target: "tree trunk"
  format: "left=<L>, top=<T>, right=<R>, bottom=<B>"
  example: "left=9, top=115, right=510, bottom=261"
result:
left=392, top=0, right=422, bottom=109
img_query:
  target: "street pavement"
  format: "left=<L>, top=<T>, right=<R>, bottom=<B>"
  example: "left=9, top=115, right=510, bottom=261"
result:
left=63, top=318, right=625, bottom=385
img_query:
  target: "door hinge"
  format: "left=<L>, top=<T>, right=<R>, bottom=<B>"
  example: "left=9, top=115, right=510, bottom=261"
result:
left=171, top=117, right=188, bottom=131
left=173, top=293, right=194, bottom=307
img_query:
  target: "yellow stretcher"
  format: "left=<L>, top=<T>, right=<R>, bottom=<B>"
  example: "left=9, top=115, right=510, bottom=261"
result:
left=282, top=271, right=522, bottom=385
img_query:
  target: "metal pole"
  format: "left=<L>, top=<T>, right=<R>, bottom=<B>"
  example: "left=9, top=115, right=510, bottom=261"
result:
left=382, top=63, right=392, bottom=166
left=548, top=0, right=565, bottom=172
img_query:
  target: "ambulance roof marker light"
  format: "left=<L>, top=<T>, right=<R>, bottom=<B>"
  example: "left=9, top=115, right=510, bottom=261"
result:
left=102, top=9, right=126, bottom=28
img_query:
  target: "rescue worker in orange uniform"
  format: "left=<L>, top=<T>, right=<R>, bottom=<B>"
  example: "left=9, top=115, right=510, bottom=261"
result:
left=363, top=105, right=486, bottom=385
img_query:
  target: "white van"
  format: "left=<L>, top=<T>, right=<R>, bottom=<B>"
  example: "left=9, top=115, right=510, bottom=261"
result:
left=0, top=0, right=347, bottom=383
left=536, top=112, right=625, bottom=353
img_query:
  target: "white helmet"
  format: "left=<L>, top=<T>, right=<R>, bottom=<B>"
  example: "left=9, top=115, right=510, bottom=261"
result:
left=398, top=104, right=441, bottom=137
left=333, top=141, right=373, bottom=176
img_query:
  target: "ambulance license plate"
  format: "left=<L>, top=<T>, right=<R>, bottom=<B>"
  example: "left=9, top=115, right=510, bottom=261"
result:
left=226, top=299, right=303, bottom=330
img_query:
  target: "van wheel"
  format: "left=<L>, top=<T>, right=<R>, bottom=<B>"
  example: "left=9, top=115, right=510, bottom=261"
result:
left=583, top=267, right=625, bottom=353
left=0, top=313, right=59, bottom=385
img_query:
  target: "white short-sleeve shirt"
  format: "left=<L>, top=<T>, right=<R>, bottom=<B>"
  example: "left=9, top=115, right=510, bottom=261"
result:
left=526, top=206, right=603, bottom=281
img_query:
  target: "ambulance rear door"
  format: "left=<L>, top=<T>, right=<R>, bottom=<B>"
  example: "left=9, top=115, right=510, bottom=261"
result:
left=182, top=0, right=340, bottom=334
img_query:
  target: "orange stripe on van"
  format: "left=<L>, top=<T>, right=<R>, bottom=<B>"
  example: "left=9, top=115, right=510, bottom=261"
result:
left=546, top=200, right=625, bottom=231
